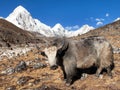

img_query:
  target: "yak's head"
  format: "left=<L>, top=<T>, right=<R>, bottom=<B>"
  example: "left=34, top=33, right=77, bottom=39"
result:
left=44, top=46, right=58, bottom=70
left=42, top=38, right=69, bottom=70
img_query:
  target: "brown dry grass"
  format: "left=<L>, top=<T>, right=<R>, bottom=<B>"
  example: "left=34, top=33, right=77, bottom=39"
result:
left=0, top=48, right=120, bottom=90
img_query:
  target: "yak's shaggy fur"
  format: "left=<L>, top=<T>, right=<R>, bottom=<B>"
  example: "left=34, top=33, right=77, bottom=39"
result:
left=44, top=36, right=114, bottom=86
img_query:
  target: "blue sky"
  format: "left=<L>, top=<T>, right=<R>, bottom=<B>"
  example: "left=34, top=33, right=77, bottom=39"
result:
left=0, top=0, right=120, bottom=30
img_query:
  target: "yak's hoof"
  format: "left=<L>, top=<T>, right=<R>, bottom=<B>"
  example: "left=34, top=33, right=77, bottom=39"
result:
left=65, top=83, right=71, bottom=86
left=65, top=79, right=72, bottom=86
left=109, top=75, right=113, bottom=79
left=110, top=76, right=113, bottom=79
left=99, top=75, right=103, bottom=79
left=95, top=74, right=100, bottom=78
left=81, top=73, right=87, bottom=80
left=108, top=73, right=113, bottom=79
left=95, top=74, right=104, bottom=79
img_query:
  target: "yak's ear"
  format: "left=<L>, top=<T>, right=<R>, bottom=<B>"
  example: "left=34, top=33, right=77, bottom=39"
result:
left=57, top=40, right=69, bottom=55
left=60, top=39, right=69, bottom=51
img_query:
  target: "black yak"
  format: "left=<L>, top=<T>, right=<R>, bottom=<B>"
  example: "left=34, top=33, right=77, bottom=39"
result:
left=43, top=36, right=114, bottom=86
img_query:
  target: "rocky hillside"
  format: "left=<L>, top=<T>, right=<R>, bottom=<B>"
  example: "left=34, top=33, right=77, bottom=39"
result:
left=74, top=20, right=120, bottom=48
left=0, top=19, right=46, bottom=47
left=0, top=42, right=120, bottom=90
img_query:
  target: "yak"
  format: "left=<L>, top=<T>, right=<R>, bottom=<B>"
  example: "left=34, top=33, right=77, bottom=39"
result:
left=43, top=36, right=114, bottom=86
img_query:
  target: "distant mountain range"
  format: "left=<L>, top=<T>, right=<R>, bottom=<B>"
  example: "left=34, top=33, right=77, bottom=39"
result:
left=0, top=5, right=120, bottom=49
left=75, top=19, right=120, bottom=49
left=5, top=5, right=94, bottom=37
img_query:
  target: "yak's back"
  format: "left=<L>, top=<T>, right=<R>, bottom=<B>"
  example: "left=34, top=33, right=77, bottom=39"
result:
left=70, top=36, right=111, bottom=58
left=80, top=36, right=107, bottom=45
left=79, top=36, right=112, bottom=60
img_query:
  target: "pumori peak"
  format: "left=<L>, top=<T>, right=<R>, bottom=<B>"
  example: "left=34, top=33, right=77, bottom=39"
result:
left=6, top=5, right=54, bottom=37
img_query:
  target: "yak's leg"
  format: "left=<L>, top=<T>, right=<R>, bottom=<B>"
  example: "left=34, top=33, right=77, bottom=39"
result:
left=95, top=67, right=102, bottom=77
left=61, top=66, right=67, bottom=83
left=95, top=58, right=102, bottom=77
left=65, top=74, right=73, bottom=86
left=106, top=66, right=113, bottom=78
left=64, top=58, right=76, bottom=86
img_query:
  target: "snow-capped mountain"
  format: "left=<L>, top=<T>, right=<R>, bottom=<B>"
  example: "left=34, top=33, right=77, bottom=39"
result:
left=67, top=25, right=94, bottom=37
left=6, top=5, right=94, bottom=37
left=6, top=5, right=54, bottom=37
left=52, top=23, right=67, bottom=37
left=0, top=17, right=3, bottom=19
left=114, top=17, right=120, bottom=22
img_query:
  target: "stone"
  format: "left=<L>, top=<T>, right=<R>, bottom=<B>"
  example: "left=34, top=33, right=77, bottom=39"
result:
left=17, top=76, right=33, bottom=85
left=33, top=62, right=46, bottom=69
left=25, top=60, right=33, bottom=66
left=113, top=48, right=120, bottom=54
left=1, top=67, right=14, bottom=75
left=6, top=85, right=16, bottom=90
left=33, top=79, right=41, bottom=85
left=35, top=57, right=41, bottom=61
left=15, top=61, right=27, bottom=72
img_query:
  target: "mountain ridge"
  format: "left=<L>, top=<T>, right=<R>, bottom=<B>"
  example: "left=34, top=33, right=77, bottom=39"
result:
left=75, top=19, right=120, bottom=48
left=5, top=5, right=94, bottom=37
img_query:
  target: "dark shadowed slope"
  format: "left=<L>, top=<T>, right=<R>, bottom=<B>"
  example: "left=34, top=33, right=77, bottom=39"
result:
left=0, top=19, right=46, bottom=47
